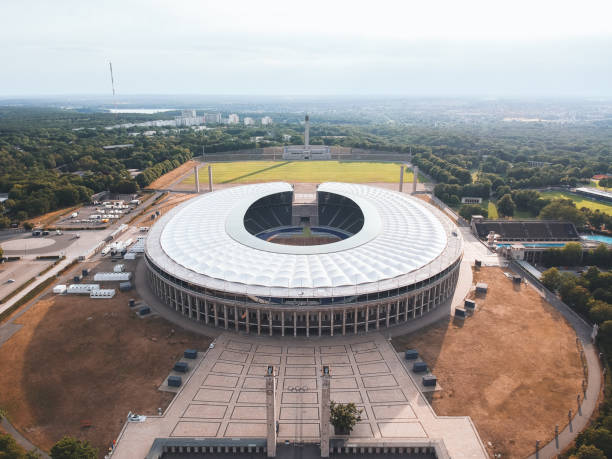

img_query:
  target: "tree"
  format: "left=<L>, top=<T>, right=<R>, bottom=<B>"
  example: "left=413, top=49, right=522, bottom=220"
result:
left=459, top=204, right=488, bottom=221
left=562, top=285, right=592, bottom=316
left=589, top=301, right=612, bottom=324
left=539, top=199, right=587, bottom=227
left=497, top=194, right=516, bottom=217
left=574, top=444, right=606, bottom=459
left=541, top=267, right=562, bottom=292
left=578, top=428, right=612, bottom=458
left=0, top=216, right=10, bottom=229
left=330, top=402, right=362, bottom=435
left=50, top=437, right=97, bottom=459
left=0, top=433, right=40, bottom=458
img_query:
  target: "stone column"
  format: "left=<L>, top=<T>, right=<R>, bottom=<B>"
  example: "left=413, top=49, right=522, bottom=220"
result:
left=386, top=303, right=390, bottom=328
left=376, top=305, right=380, bottom=330
left=330, top=312, right=334, bottom=336
left=281, top=311, right=285, bottom=337
left=342, top=310, right=346, bottom=336
left=293, top=312, right=297, bottom=337
left=269, top=310, right=273, bottom=336
left=257, top=309, right=261, bottom=336
left=224, top=305, right=229, bottom=329
left=208, top=165, right=213, bottom=192
left=365, top=306, right=369, bottom=333
left=246, top=308, right=250, bottom=334
left=354, top=308, right=358, bottom=334
left=214, top=304, right=218, bottom=327
left=318, top=311, right=322, bottom=337
left=194, top=166, right=200, bottom=193
left=204, top=298, right=209, bottom=324
left=399, top=165, right=405, bottom=192
left=306, top=313, right=310, bottom=337
left=235, top=306, right=239, bottom=331
left=320, top=366, right=331, bottom=458
left=265, top=366, right=276, bottom=457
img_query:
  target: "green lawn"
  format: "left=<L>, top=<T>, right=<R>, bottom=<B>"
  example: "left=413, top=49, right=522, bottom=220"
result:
left=539, top=191, right=612, bottom=213
left=182, top=161, right=425, bottom=185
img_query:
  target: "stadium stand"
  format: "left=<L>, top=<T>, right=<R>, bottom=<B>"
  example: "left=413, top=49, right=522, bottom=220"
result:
left=473, top=219, right=580, bottom=242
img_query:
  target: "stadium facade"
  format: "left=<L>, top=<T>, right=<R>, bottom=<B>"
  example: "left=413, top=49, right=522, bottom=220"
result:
left=144, top=182, right=463, bottom=336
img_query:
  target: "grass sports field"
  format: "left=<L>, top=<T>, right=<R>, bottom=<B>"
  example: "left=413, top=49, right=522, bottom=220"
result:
left=540, top=190, right=612, bottom=213
left=181, top=161, right=422, bottom=185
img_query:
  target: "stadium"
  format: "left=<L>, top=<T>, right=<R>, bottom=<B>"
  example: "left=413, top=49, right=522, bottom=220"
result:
left=144, top=182, right=463, bottom=336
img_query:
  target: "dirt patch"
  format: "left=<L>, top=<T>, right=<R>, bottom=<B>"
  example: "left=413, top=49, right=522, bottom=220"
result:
left=25, top=206, right=80, bottom=228
left=133, top=193, right=195, bottom=228
left=146, top=160, right=199, bottom=190
left=392, top=267, right=583, bottom=458
left=0, top=288, right=211, bottom=456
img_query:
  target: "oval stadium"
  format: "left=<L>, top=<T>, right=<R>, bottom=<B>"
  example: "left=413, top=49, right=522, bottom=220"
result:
left=144, top=182, right=463, bottom=336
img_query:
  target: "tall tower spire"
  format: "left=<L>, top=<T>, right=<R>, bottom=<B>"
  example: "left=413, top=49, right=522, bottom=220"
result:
left=304, top=114, right=310, bottom=147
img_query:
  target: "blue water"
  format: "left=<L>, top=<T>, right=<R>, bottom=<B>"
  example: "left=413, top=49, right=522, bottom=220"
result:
left=497, top=243, right=566, bottom=248
left=581, top=234, right=612, bottom=245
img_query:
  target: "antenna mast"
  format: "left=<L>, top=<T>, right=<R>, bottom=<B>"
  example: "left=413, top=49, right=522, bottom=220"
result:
left=109, top=61, right=116, bottom=97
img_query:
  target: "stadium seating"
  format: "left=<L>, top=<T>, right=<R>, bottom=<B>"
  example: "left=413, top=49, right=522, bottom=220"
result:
left=474, top=220, right=579, bottom=242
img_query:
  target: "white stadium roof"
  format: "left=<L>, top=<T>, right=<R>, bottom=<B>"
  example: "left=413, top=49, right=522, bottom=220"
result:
left=146, top=182, right=462, bottom=297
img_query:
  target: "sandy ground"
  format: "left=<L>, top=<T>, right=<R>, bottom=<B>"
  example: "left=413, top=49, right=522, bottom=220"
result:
left=146, top=160, right=199, bottom=190
left=134, top=193, right=195, bottom=228
left=25, top=206, right=80, bottom=228
left=392, top=267, right=583, bottom=459
left=0, top=270, right=211, bottom=456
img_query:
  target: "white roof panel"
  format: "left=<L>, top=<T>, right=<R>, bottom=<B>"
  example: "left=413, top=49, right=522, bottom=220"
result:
left=146, top=182, right=462, bottom=297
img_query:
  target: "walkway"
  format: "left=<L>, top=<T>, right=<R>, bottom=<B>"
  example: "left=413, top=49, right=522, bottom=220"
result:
left=1, top=418, right=50, bottom=458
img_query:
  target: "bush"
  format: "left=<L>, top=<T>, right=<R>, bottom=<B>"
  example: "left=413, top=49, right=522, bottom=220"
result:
left=459, top=204, right=488, bottom=221
left=330, top=402, right=362, bottom=435
left=574, top=444, right=606, bottom=459
left=50, top=436, right=97, bottom=459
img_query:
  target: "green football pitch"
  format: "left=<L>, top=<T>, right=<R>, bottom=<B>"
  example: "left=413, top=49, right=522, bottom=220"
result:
left=181, top=161, right=422, bottom=185
left=539, top=191, right=612, bottom=213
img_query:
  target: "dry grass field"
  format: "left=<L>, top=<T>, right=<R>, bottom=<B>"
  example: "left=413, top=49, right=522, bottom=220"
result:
left=393, top=267, right=584, bottom=458
left=146, top=160, right=200, bottom=189
left=0, top=287, right=210, bottom=456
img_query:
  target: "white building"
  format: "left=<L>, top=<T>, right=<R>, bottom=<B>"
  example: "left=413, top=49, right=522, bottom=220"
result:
left=228, top=114, right=239, bottom=124
left=203, top=113, right=221, bottom=124
left=181, top=109, right=196, bottom=118
left=243, top=117, right=255, bottom=126
left=282, top=134, right=292, bottom=142
left=261, top=116, right=273, bottom=125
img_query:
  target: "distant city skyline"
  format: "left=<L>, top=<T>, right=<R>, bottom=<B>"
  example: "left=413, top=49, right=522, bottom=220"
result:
left=1, top=0, right=612, bottom=97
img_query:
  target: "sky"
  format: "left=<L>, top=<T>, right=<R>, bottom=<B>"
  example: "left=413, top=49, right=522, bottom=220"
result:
left=1, top=0, right=612, bottom=97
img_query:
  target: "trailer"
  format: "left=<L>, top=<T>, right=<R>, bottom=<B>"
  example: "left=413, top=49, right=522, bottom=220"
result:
left=90, top=289, right=116, bottom=299
left=67, top=284, right=101, bottom=294
left=93, top=272, right=132, bottom=282
left=53, top=285, right=67, bottom=294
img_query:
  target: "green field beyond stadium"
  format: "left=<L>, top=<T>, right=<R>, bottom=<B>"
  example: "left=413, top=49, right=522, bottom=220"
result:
left=540, top=190, right=612, bottom=213
left=181, top=161, right=421, bottom=185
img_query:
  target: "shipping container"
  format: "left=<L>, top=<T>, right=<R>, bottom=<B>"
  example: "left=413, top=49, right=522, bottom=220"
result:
left=184, top=349, right=198, bottom=359
left=464, top=299, right=476, bottom=309
left=413, top=362, right=428, bottom=373
left=168, top=376, right=182, bottom=387
left=173, top=362, right=188, bottom=373
left=422, top=375, right=437, bottom=387
left=404, top=349, right=418, bottom=360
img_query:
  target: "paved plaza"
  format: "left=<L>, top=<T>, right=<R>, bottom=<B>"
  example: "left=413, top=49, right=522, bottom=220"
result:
left=113, top=333, right=487, bottom=458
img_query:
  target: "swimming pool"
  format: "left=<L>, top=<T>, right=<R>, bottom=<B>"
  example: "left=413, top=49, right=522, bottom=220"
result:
left=497, top=243, right=567, bottom=248
left=581, top=234, right=612, bottom=245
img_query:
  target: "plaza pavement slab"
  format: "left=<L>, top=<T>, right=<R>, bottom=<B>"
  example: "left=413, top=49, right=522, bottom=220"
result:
left=112, top=332, right=487, bottom=459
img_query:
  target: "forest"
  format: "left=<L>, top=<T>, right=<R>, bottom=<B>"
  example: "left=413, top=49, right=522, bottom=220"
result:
left=0, top=106, right=611, bottom=227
